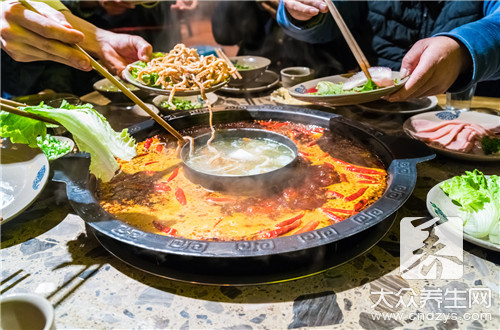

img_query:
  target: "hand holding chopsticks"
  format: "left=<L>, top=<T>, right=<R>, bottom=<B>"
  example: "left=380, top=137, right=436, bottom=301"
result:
left=17, top=0, right=186, bottom=143
left=323, top=0, right=372, bottom=81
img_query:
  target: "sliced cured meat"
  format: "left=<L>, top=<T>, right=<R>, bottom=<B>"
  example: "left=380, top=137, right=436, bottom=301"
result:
left=342, top=67, right=394, bottom=90
left=413, top=125, right=457, bottom=141
left=411, top=119, right=463, bottom=133
left=433, top=123, right=467, bottom=146
left=446, top=127, right=474, bottom=152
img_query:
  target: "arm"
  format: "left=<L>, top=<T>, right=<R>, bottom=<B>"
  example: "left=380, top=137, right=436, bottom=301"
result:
left=386, top=1, right=500, bottom=101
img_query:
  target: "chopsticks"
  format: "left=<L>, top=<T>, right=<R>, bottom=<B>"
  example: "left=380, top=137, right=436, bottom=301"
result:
left=324, top=0, right=372, bottom=81
left=215, top=48, right=243, bottom=80
left=18, top=0, right=185, bottom=143
left=0, top=98, right=59, bottom=125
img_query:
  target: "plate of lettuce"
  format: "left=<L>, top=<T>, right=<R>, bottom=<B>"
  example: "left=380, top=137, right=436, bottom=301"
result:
left=426, top=170, right=500, bottom=251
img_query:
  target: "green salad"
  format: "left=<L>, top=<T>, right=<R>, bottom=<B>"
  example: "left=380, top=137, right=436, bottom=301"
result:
left=440, top=169, right=500, bottom=243
left=36, top=134, right=72, bottom=160
left=128, top=52, right=165, bottom=87
left=160, top=97, right=203, bottom=111
left=312, top=80, right=379, bottom=95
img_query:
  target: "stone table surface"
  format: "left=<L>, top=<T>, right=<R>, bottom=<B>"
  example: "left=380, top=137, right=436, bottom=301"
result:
left=1, top=90, right=499, bottom=329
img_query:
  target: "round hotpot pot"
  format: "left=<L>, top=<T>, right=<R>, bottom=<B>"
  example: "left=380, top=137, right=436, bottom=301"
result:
left=53, top=104, right=435, bottom=285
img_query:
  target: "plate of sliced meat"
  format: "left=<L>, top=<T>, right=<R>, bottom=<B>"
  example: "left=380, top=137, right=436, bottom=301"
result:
left=403, top=110, right=500, bottom=161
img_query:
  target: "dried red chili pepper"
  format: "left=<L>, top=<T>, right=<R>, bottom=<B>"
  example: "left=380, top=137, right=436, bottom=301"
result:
left=175, top=187, right=187, bottom=205
left=167, top=167, right=180, bottom=182
left=260, top=219, right=302, bottom=239
left=144, top=161, right=158, bottom=166
left=329, top=157, right=350, bottom=166
left=354, top=199, right=367, bottom=211
left=144, top=138, right=153, bottom=150
left=321, top=207, right=355, bottom=215
left=156, top=145, right=163, bottom=153
left=135, top=153, right=149, bottom=158
left=152, top=221, right=178, bottom=236
left=276, top=212, right=305, bottom=228
left=340, top=173, right=349, bottom=183
left=294, top=220, right=320, bottom=234
left=299, top=151, right=311, bottom=157
left=344, top=187, right=368, bottom=202
left=345, top=166, right=385, bottom=175
left=357, top=180, right=379, bottom=184
left=322, top=210, right=343, bottom=223
left=356, top=173, right=379, bottom=181
left=306, top=140, right=317, bottom=147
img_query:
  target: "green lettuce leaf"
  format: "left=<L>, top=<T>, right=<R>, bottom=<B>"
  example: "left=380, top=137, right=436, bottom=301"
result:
left=0, top=111, right=46, bottom=147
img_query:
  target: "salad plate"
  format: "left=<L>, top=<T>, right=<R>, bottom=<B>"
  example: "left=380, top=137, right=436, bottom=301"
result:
left=152, top=93, right=218, bottom=114
left=0, top=141, right=49, bottom=224
left=426, top=176, right=500, bottom=252
left=403, top=111, right=500, bottom=162
left=123, top=61, right=229, bottom=96
left=356, top=96, right=438, bottom=114
left=288, top=71, right=408, bottom=106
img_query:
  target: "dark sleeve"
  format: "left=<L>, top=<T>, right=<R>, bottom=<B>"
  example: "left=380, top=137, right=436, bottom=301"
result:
left=211, top=1, right=268, bottom=46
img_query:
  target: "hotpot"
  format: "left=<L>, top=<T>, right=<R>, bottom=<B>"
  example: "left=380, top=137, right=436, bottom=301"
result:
left=52, top=104, right=435, bottom=285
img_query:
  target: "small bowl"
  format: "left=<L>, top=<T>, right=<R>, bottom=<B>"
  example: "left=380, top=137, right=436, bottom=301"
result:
left=1, top=293, right=55, bottom=330
left=180, top=128, right=298, bottom=195
left=37, top=136, right=75, bottom=161
left=280, top=66, right=315, bottom=88
left=93, top=77, right=151, bottom=103
left=228, top=56, right=271, bottom=87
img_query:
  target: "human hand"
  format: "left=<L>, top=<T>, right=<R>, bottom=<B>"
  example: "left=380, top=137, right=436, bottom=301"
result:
left=171, top=0, right=198, bottom=11
left=98, top=0, right=136, bottom=16
left=0, top=0, right=90, bottom=70
left=385, top=36, right=472, bottom=102
left=283, top=0, right=328, bottom=21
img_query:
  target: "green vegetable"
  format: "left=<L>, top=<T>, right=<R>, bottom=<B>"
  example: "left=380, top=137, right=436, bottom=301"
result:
left=0, top=101, right=136, bottom=182
left=440, top=170, right=500, bottom=241
left=161, top=98, right=203, bottom=111
left=36, top=134, right=72, bottom=160
left=314, top=80, right=378, bottom=95
left=234, top=63, right=252, bottom=71
left=362, top=79, right=378, bottom=91
left=0, top=111, right=46, bottom=148
left=481, top=136, right=500, bottom=155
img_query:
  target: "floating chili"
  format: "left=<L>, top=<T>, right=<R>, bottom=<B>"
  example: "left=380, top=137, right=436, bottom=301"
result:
left=329, top=157, right=350, bottom=166
left=321, top=207, right=355, bottom=215
left=144, top=138, right=153, bottom=150
left=356, top=173, right=379, bottom=181
left=357, top=180, right=379, bottom=184
left=306, top=140, right=317, bottom=147
left=345, top=166, right=385, bottom=175
left=175, top=187, right=187, bottom=205
left=144, top=161, right=158, bottom=166
left=134, top=153, right=149, bottom=158
left=205, top=197, right=236, bottom=203
left=354, top=199, right=367, bottom=211
left=276, top=212, right=305, bottom=228
left=153, top=183, right=171, bottom=192
left=294, top=220, right=320, bottom=234
left=152, top=221, right=178, bottom=236
left=156, top=145, right=163, bottom=153
left=344, top=187, right=368, bottom=202
left=167, top=168, right=180, bottom=182
left=299, top=151, right=311, bottom=157
left=322, top=210, right=343, bottom=223
left=260, top=219, right=302, bottom=239
left=213, top=218, right=224, bottom=228
left=340, top=173, right=349, bottom=183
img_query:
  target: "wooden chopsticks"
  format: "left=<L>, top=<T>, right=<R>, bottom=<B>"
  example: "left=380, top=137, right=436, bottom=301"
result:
left=215, top=48, right=243, bottom=80
left=19, top=0, right=185, bottom=143
left=0, top=98, right=59, bottom=125
left=324, top=0, right=372, bottom=81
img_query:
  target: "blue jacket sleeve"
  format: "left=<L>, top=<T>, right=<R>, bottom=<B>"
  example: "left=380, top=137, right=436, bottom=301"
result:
left=435, top=1, right=500, bottom=91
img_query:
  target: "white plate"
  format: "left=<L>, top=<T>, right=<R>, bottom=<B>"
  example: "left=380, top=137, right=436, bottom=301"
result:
left=426, top=178, right=500, bottom=252
left=356, top=96, right=438, bottom=114
left=0, top=142, right=49, bottom=224
left=152, top=93, right=218, bottom=113
left=288, top=71, right=408, bottom=106
left=403, top=110, right=500, bottom=162
left=123, top=61, right=229, bottom=96
left=219, top=70, right=279, bottom=94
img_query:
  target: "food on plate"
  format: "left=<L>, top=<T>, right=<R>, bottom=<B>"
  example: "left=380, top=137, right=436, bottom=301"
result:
left=271, top=87, right=310, bottom=105
left=307, top=67, right=396, bottom=95
left=97, top=120, right=388, bottom=241
left=440, top=170, right=500, bottom=244
left=127, top=43, right=235, bottom=109
left=481, top=136, right=500, bottom=155
left=160, top=97, right=204, bottom=111
left=234, top=63, right=253, bottom=71
left=185, top=136, right=295, bottom=176
left=410, top=119, right=500, bottom=153
left=0, top=101, right=136, bottom=182
left=36, top=134, right=72, bottom=160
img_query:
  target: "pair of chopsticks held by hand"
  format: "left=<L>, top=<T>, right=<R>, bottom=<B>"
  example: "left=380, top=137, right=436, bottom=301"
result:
left=16, top=0, right=186, bottom=143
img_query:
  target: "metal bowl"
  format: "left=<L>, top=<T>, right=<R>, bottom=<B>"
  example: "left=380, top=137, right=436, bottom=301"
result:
left=53, top=104, right=435, bottom=284
left=180, top=128, right=299, bottom=194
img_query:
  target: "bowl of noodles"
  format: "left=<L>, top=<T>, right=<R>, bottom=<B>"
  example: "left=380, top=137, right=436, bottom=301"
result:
left=123, top=44, right=235, bottom=102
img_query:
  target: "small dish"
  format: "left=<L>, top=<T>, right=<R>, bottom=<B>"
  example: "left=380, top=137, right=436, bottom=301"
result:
left=219, top=70, right=279, bottom=95
left=356, top=96, right=438, bottom=114
left=426, top=178, right=500, bottom=252
left=152, top=93, right=218, bottom=114
left=403, top=110, right=500, bottom=162
left=288, top=71, right=408, bottom=106
left=228, top=55, right=271, bottom=87
left=1, top=293, right=55, bottom=330
left=280, top=66, right=315, bottom=88
left=123, top=61, right=229, bottom=96
left=1, top=141, right=49, bottom=224
left=41, top=136, right=75, bottom=161
left=93, top=77, right=151, bottom=103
